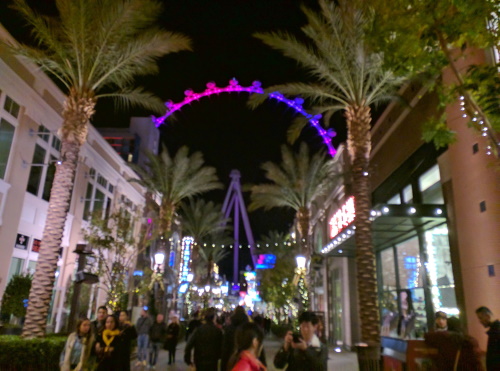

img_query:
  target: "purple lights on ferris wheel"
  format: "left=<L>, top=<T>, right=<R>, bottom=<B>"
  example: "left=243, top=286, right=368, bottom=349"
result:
left=153, top=78, right=337, bottom=157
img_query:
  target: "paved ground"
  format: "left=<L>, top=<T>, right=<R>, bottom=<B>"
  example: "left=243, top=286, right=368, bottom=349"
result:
left=131, top=337, right=359, bottom=370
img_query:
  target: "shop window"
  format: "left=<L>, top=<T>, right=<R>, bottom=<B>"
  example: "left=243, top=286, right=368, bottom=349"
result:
left=419, top=165, right=444, bottom=203
left=425, top=227, right=457, bottom=312
left=396, top=237, right=423, bottom=289
left=27, top=260, right=37, bottom=275
left=0, top=118, right=15, bottom=179
left=402, top=185, right=413, bottom=204
left=7, top=257, right=24, bottom=283
left=4, top=96, right=20, bottom=118
left=380, top=248, right=397, bottom=290
left=26, top=144, right=46, bottom=195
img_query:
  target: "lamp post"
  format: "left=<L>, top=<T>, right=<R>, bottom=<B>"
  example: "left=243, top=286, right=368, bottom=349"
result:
left=153, top=250, right=165, bottom=315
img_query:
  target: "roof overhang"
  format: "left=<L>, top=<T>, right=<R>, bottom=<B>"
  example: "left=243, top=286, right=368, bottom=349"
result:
left=321, top=204, right=447, bottom=257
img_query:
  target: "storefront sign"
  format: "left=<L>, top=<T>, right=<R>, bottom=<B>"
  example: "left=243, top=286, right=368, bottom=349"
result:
left=178, top=236, right=193, bottom=284
left=329, top=197, right=355, bottom=238
left=32, top=239, right=41, bottom=253
left=15, top=234, right=29, bottom=250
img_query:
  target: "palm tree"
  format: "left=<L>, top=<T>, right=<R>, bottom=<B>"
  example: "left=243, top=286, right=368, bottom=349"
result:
left=251, top=0, right=403, bottom=349
left=249, top=142, right=338, bottom=264
left=130, top=146, right=223, bottom=239
left=179, top=197, right=230, bottom=276
left=9, top=0, right=192, bottom=338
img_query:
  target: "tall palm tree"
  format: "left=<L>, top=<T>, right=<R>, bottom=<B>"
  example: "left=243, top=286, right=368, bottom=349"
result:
left=249, top=143, right=338, bottom=263
left=251, top=0, right=403, bottom=348
left=9, top=0, right=192, bottom=338
left=130, top=146, right=223, bottom=239
left=179, top=197, right=230, bottom=276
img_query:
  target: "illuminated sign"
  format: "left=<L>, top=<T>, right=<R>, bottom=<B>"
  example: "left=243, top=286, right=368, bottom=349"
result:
left=329, top=197, right=355, bottom=238
left=255, top=254, right=276, bottom=269
left=178, top=236, right=193, bottom=284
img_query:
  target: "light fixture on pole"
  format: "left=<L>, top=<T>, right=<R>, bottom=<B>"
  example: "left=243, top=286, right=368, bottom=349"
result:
left=154, top=251, right=165, bottom=269
left=293, top=255, right=307, bottom=286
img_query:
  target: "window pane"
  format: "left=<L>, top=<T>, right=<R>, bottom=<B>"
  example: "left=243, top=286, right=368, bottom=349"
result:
left=387, top=193, right=401, bottom=204
left=397, top=237, right=423, bottom=288
left=4, top=96, right=20, bottom=118
left=27, top=144, right=46, bottom=196
left=7, top=257, right=24, bottom=283
left=27, top=260, right=37, bottom=275
left=83, top=183, right=93, bottom=221
left=425, top=226, right=457, bottom=312
left=403, top=185, right=413, bottom=204
left=381, top=291, right=399, bottom=336
left=42, top=155, right=57, bottom=201
left=380, top=248, right=396, bottom=290
left=94, top=189, right=105, bottom=213
left=38, top=124, right=50, bottom=142
left=51, top=136, right=61, bottom=151
left=0, top=118, right=15, bottom=179
left=420, top=165, right=444, bottom=203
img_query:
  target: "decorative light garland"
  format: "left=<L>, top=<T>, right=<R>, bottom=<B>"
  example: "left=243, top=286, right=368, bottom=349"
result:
left=152, top=78, right=337, bottom=157
left=192, top=241, right=294, bottom=249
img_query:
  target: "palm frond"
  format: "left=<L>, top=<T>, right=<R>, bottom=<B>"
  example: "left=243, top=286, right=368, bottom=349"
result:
left=97, top=87, right=167, bottom=114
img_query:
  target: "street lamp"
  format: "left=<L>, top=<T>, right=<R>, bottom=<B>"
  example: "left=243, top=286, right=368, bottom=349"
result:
left=296, top=255, right=306, bottom=270
left=154, top=251, right=165, bottom=269
left=152, top=249, right=166, bottom=315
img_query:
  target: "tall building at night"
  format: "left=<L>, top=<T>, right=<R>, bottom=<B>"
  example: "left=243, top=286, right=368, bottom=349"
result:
left=0, top=24, right=148, bottom=331
left=312, top=49, right=500, bottom=353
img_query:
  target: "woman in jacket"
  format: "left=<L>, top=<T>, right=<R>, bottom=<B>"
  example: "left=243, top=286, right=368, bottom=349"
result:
left=228, top=322, right=266, bottom=371
left=94, top=315, right=122, bottom=371
left=60, top=318, right=94, bottom=371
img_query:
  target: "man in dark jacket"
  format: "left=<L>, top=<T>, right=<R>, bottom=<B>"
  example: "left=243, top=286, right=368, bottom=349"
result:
left=184, top=308, right=223, bottom=371
left=91, top=306, right=107, bottom=336
left=476, top=306, right=500, bottom=371
left=274, top=311, right=328, bottom=371
left=135, top=308, right=153, bottom=367
left=149, top=313, right=167, bottom=369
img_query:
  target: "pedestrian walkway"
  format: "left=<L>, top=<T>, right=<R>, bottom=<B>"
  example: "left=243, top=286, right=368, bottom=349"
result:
left=131, top=338, right=358, bottom=370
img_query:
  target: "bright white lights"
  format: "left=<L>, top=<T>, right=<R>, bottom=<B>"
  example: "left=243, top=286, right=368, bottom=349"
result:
left=409, top=207, right=416, bottom=214
left=382, top=206, right=390, bottom=213
left=296, top=255, right=307, bottom=269
left=435, top=208, right=443, bottom=215
left=154, top=251, right=165, bottom=266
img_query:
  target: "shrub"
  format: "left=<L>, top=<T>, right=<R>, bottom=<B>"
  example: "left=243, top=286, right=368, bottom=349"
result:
left=0, top=335, right=66, bottom=371
left=0, top=274, right=32, bottom=319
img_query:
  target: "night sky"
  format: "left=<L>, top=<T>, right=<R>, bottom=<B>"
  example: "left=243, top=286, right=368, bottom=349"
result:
left=0, top=0, right=348, bottom=277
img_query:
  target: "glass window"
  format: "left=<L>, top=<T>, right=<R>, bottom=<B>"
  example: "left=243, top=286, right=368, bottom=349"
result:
left=4, top=96, right=20, bottom=118
left=402, top=185, right=413, bottom=204
left=94, top=189, right=105, bottom=212
left=396, top=237, right=423, bottom=289
left=42, top=155, right=57, bottom=201
left=419, top=165, right=444, bottom=204
left=380, top=248, right=397, bottom=290
left=387, top=193, right=401, bottom=204
left=381, top=291, right=399, bottom=336
left=425, top=226, right=457, bottom=312
left=51, top=136, right=61, bottom=151
left=27, top=260, right=37, bottom=275
left=0, top=118, right=15, bottom=179
left=83, top=183, right=93, bottom=220
left=37, top=124, right=50, bottom=142
left=26, top=144, right=46, bottom=196
left=7, top=257, right=24, bottom=283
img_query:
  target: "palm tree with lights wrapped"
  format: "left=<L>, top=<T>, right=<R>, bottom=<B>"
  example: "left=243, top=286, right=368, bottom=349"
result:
left=250, top=0, right=404, bottom=363
left=8, top=0, right=192, bottom=338
left=249, top=142, right=339, bottom=308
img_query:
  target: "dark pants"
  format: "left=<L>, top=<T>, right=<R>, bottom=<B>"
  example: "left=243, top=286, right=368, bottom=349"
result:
left=149, top=342, right=162, bottom=366
left=166, top=341, right=177, bottom=363
left=195, top=361, right=218, bottom=371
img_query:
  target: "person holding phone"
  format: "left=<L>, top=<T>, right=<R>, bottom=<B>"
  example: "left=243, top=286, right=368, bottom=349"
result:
left=274, top=311, right=328, bottom=371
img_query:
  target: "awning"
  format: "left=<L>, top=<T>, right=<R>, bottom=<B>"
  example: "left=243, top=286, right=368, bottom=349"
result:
left=321, top=204, right=447, bottom=257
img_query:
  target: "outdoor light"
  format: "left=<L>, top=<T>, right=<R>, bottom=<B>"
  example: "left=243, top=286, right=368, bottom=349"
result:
left=435, top=208, right=443, bottom=215
left=296, top=255, right=306, bottom=269
left=382, top=206, right=390, bottom=213
left=409, top=207, right=416, bottom=214
left=154, top=251, right=165, bottom=266
left=205, top=285, right=211, bottom=293
left=187, top=273, right=194, bottom=282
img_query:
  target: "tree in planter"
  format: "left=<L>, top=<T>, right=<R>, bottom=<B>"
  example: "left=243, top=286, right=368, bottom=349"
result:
left=248, top=142, right=338, bottom=308
left=82, top=209, right=141, bottom=312
left=8, top=0, right=192, bottom=338
left=1, top=274, right=32, bottom=324
left=250, top=1, right=403, bottom=356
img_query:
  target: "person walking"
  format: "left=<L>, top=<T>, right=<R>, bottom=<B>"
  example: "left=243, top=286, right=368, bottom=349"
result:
left=222, top=306, right=249, bottom=371
left=60, top=318, right=94, bottom=371
left=165, top=314, right=181, bottom=365
left=184, top=307, right=223, bottom=371
left=149, top=313, right=167, bottom=370
left=274, top=311, right=328, bottom=371
left=228, top=322, right=267, bottom=371
left=135, top=308, right=153, bottom=367
left=476, top=306, right=500, bottom=371
left=118, top=311, right=137, bottom=371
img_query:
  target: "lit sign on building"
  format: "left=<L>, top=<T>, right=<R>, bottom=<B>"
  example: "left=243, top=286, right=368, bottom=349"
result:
left=255, top=254, right=276, bottom=269
left=329, top=196, right=355, bottom=238
left=178, top=236, right=193, bottom=285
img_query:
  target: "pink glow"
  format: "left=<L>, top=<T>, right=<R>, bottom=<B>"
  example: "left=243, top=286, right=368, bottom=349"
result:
left=153, top=78, right=337, bottom=157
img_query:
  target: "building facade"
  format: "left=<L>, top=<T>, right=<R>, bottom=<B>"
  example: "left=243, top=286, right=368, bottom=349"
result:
left=313, top=51, right=500, bottom=352
left=0, top=24, right=150, bottom=331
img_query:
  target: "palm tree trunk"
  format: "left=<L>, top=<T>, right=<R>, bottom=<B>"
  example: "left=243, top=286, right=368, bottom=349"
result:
left=296, top=208, right=311, bottom=309
left=22, top=93, right=95, bottom=338
left=346, top=104, right=381, bottom=346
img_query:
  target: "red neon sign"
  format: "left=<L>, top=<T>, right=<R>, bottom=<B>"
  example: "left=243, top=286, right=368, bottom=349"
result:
left=329, top=197, right=355, bottom=238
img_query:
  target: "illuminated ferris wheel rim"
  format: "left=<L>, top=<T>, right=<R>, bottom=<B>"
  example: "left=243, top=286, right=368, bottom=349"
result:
left=152, top=78, right=337, bottom=157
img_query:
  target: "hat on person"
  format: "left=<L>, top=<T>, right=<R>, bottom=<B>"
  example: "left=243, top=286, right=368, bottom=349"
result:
left=435, top=311, right=447, bottom=319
